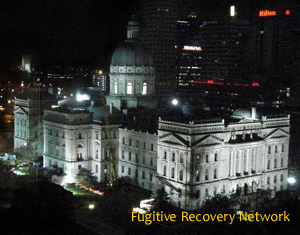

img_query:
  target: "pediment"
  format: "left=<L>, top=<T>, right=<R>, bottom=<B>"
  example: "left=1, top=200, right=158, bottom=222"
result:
left=193, top=135, right=223, bottom=147
left=14, top=107, right=28, bottom=116
left=159, top=133, right=189, bottom=147
left=265, top=129, right=289, bottom=139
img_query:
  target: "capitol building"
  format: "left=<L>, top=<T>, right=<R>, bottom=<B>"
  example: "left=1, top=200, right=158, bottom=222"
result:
left=14, top=18, right=290, bottom=210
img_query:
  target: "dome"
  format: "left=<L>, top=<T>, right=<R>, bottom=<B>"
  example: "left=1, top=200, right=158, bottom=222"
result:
left=111, top=41, right=154, bottom=67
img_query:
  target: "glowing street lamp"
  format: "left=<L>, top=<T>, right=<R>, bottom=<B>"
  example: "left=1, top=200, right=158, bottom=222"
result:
left=88, top=204, right=95, bottom=210
left=287, top=177, right=296, bottom=185
left=172, top=99, right=178, bottom=106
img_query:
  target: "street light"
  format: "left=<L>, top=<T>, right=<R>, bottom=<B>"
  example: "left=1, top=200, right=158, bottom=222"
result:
left=88, top=204, right=95, bottom=210
left=172, top=99, right=178, bottom=106
left=287, top=177, right=296, bottom=185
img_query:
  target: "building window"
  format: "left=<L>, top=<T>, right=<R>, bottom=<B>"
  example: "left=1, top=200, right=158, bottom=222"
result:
left=163, top=165, right=166, bottom=176
left=143, top=155, right=145, bottom=165
left=205, top=168, right=208, bottom=180
left=274, top=175, right=277, bottom=183
left=275, top=146, right=278, bottom=154
left=128, top=167, right=131, bottom=175
left=196, top=155, right=201, bottom=164
left=267, top=158, right=270, bottom=170
left=274, top=158, right=277, bottom=168
left=206, top=154, right=209, bottom=163
left=282, top=144, right=285, bottom=152
left=171, top=167, right=175, bottom=179
left=179, top=169, right=183, bottom=181
left=142, top=82, right=147, bottom=95
left=129, top=152, right=131, bottom=161
left=114, top=82, right=118, bottom=94
left=268, top=146, right=271, bottom=154
left=172, top=152, right=175, bottom=162
left=215, top=153, right=218, bottom=161
left=281, top=157, right=284, bottom=167
left=136, top=154, right=139, bottom=163
left=95, top=150, right=99, bottom=159
left=122, top=150, right=124, bottom=159
left=104, top=148, right=109, bottom=160
left=164, top=151, right=167, bottom=160
left=121, top=165, right=124, bottom=173
left=95, top=132, right=99, bottom=139
left=78, top=133, right=83, bottom=139
left=205, top=189, right=209, bottom=197
left=280, top=174, right=283, bottom=182
left=150, top=157, right=153, bottom=166
left=196, top=190, right=200, bottom=199
left=267, top=177, right=270, bottom=185
left=214, top=168, right=217, bottom=179
left=151, top=143, right=154, bottom=151
left=150, top=174, right=153, bottom=182
left=142, top=171, right=145, bottom=179
left=196, top=170, right=200, bottom=182
left=122, top=137, right=125, bottom=144
left=180, top=153, right=184, bottom=163
left=95, top=164, right=98, bottom=173
left=127, top=82, right=133, bottom=95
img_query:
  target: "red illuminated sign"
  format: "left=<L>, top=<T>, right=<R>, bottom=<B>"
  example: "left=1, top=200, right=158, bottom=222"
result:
left=182, top=46, right=202, bottom=51
left=259, top=10, right=277, bottom=17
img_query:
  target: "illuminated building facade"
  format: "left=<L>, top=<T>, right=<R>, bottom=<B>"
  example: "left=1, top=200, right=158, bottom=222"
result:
left=14, top=89, right=56, bottom=156
left=15, top=17, right=290, bottom=211
left=157, top=110, right=290, bottom=209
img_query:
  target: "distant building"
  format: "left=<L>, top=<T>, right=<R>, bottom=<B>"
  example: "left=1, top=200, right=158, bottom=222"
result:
left=14, top=89, right=56, bottom=156
left=21, top=55, right=32, bottom=73
left=177, top=16, right=256, bottom=87
left=140, top=0, right=178, bottom=92
left=92, top=70, right=108, bottom=91
left=43, top=66, right=92, bottom=87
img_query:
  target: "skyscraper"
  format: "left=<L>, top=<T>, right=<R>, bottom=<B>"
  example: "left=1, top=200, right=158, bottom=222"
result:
left=140, top=0, right=178, bottom=92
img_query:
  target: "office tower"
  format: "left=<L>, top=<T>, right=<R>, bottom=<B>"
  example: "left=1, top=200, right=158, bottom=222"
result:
left=140, top=0, right=178, bottom=92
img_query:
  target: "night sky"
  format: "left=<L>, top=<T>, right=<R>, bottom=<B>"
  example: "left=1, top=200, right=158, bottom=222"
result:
left=0, top=0, right=297, bottom=68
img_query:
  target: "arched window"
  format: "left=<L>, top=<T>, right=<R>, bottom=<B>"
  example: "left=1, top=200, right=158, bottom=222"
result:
left=114, top=82, right=118, bottom=94
left=127, top=82, right=133, bottom=94
left=77, top=144, right=84, bottom=160
left=196, top=169, right=200, bottom=182
left=163, top=165, right=167, bottom=176
left=142, top=82, right=147, bottom=95
left=179, top=169, right=183, bottom=181
left=171, top=167, right=175, bottom=179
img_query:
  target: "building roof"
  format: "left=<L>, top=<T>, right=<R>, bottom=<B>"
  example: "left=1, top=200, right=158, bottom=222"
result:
left=111, top=41, right=154, bottom=67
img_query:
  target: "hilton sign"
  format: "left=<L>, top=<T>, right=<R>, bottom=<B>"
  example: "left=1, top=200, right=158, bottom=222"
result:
left=259, top=10, right=277, bottom=17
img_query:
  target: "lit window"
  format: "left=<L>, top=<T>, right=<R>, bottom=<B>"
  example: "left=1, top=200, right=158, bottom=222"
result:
left=127, top=82, right=133, bottom=95
left=142, top=82, right=147, bottom=95
left=114, top=82, right=118, bottom=94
